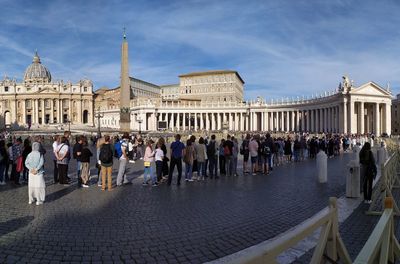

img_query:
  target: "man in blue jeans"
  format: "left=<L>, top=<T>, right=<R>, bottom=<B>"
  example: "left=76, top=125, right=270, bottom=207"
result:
left=73, top=136, right=83, bottom=187
left=167, top=134, right=185, bottom=186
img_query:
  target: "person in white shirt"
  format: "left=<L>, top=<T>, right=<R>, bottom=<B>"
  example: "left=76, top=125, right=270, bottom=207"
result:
left=155, top=142, right=164, bottom=183
left=52, top=135, right=60, bottom=183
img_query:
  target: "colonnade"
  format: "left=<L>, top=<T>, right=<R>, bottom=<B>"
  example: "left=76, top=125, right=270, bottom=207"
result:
left=15, top=98, right=93, bottom=125
left=100, top=96, right=392, bottom=136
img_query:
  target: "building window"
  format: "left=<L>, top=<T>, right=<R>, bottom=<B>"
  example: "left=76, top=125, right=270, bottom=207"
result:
left=26, top=100, right=32, bottom=109
left=84, top=87, right=88, bottom=92
left=4, top=86, right=8, bottom=92
left=45, top=99, right=50, bottom=109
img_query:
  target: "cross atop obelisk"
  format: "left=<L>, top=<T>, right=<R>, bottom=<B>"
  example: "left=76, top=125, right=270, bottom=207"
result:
left=120, top=27, right=131, bottom=132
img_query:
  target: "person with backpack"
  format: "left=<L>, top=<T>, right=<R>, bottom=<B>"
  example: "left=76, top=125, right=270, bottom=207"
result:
left=99, top=135, right=114, bottom=191
left=207, top=135, right=218, bottom=179
left=167, top=134, right=185, bottom=186
left=155, top=141, right=164, bottom=184
left=223, top=135, right=234, bottom=176
left=240, top=134, right=250, bottom=174
left=116, top=133, right=130, bottom=186
left=52, top=135, right=60, bottom=184
left=218, top=139, right=226, bottom=176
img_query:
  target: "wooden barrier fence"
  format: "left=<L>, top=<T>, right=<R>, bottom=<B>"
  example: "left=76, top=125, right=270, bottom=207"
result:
left=355, top=197, right=400, bottom=263
left=232, top=197, right=351, bottom=264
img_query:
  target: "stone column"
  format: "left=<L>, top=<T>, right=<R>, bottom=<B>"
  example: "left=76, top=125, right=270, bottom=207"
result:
left=200, top=113, right=204, bottom=130
left=21, top=100, right=26, bottom=125
left=349, top=101, right=355, bottom=134
left=78, top=99, right=82, bottom=123
left=359, top=102, right=364, bottom=134
left=211, top=113, right=215, bottom=130
left=194, top=113, right=197, bottom=131
left=309, top=110, right=314, bottom=133
left=385, top=103, right=391, bottom=135
left=261, top=112, right=264, bottom=131
left=284, top=111, right=289, bottom=132
left=50, top=100, right=54, bottom=123
left=374, top=103, right=380, bottom=135
left=218, top=113, right=221, bottom=130
left=279, top=112, right=283, bottom=132
left=300, top=111, right=304, bottom=132
left=343, top=101, right=347, bottom=134
left=35, top=99, right=39, bottom=124
left=206, top=113, right=209, bottom=130
left=40, top=100, right=45, bottom=124
left=171, top=113, right=175, bottom=130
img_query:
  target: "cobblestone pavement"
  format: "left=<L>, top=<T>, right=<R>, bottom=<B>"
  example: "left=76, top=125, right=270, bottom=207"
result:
left=0, top=146, right=352, bottom=264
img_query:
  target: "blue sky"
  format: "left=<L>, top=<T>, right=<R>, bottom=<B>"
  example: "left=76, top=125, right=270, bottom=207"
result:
left=0, top=0, right=400, bottom=100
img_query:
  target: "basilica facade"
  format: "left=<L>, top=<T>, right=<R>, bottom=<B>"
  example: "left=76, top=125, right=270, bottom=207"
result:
left=0, top=52, right=94, bottom=129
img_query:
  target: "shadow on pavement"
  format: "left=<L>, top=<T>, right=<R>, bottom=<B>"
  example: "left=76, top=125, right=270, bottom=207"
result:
left=45, top=184, right=77, bottom=203
left=0, top=216, right=34, bottom=237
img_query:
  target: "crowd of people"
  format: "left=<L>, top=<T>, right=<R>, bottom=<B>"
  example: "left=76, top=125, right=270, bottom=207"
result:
left=0, top=130, right=382, bottom=205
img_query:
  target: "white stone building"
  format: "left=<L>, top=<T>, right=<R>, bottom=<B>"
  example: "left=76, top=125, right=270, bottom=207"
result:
left=0, top=51, right=94, bottom=128
left=97, top=74, right=392, bottom=135
left=96, top=36, right=393, bottom=136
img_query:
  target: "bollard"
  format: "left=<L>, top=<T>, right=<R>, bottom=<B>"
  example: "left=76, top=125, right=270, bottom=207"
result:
left=317, top=150, right=328, bottom=183
left=352, top=145, right=361, bottom=164
left=346, top=160, right=361, bottom=198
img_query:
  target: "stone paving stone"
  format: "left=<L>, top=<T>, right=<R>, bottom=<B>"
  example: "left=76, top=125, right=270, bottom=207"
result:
left=0, top=144, right=352, bottom=263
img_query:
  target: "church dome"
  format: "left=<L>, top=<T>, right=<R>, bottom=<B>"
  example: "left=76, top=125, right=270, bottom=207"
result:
left=23, top=51, right=52, bottom=83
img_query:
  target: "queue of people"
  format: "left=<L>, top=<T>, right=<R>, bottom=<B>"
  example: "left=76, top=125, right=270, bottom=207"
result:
left=0, top=130, right=383, bottom=206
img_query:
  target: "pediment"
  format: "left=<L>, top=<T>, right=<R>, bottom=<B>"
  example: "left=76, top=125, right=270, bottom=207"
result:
left=350, top=82, right=391, bottom=97
left=37, top=87, right=60, bottom=94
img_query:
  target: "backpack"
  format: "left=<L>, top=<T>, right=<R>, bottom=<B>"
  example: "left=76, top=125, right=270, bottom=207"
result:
left=114, top=140, right=122, bottom=158
left=100, top=144, right=113, bottom=164
left=240, top=140, right=249, bottom=155
left=223, top=145, right=231, bottom=156
left=206, top=141, right=216, bottom=157
left=262, top=143, right=271, bottom=156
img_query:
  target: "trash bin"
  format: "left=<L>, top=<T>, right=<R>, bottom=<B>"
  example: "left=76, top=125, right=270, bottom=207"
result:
left=317, top=151, right=327, bottom=183
left=346, top=160, right=360, bottom=198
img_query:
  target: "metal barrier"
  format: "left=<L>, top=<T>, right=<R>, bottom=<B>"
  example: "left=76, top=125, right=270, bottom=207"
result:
left=231, top=197, right=351, bottom=264
left=367, top=152, right=400, bottom=215
left=355, top=197, right=400, bottom=263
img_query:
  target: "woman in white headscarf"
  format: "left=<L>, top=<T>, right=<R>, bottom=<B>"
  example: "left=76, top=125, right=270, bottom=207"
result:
left=25, top=142, right=45, bottom=205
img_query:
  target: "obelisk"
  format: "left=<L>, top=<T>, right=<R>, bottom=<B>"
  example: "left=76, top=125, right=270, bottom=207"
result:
left=120, top=29, right=131, bottom=132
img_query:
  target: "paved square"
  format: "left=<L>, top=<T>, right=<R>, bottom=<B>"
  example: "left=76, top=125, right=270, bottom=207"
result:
left=0, top=145, right=352, bottom=263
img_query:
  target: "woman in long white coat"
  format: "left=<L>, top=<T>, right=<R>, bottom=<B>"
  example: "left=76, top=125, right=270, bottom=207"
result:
left=25, top=142, right=45, bottom=205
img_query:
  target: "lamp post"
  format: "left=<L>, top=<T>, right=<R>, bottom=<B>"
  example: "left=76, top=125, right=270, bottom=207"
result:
left=155, top=109, right=159, bottom=131
left=135, top=112, right=143, bottom=134
left=66, top=119, right=71, bottom=132
left=94, top=107, right=104, bottom=137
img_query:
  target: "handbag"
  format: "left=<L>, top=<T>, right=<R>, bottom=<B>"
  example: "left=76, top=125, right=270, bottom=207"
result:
left=16, top=156, right=23, bottom=173
left=144, top=161, right=151, bottom=167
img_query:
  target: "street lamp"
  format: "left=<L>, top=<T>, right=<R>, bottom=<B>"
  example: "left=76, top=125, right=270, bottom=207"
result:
left=94, top=107, right=104, bottom=137
left=135, top=112, right=143, bottom=134
left=66, top=119, right=71, bottom=132
left=155, top=109, right=159, bottom=131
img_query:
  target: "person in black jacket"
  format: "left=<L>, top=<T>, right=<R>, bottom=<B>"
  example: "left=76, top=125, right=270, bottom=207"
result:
left=359, top=142, right=377, bottom=203
left=80, top=138, right=92, bottom=188
left=0, top=140, right=8, bottom=185
left=22, top=138, right=32, bottom=182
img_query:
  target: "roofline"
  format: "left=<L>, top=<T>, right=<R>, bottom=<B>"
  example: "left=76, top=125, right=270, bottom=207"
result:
left=179, top=70, right=245, bottom=84
left=129, top=77, right=160, bottom=88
